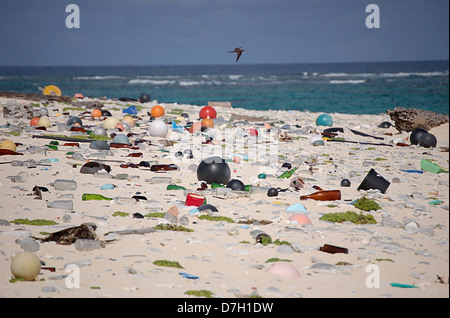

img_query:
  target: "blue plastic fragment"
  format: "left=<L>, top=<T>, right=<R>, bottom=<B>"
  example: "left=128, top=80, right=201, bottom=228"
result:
left=179, top=272, right=199, bottom=279
left=400, top=170, right=423, bottom=174
left=122, top=105, right=137, bottom=115
left=100, top=184, right=115, bottom=190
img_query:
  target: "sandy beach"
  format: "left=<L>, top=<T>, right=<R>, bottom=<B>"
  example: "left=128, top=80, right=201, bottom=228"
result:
left=0, top=95, right=448, bottom=299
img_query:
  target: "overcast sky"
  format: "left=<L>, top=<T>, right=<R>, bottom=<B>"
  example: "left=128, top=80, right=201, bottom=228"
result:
left=0, top=0, right=448, bottom=66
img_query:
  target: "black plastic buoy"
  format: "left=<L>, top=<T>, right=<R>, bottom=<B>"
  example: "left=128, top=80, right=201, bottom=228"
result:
left=410, top=128, right=428, bottom=145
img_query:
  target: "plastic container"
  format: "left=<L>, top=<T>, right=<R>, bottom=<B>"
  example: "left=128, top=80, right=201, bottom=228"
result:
left=50, top=179, right=77, bottom=191
left=74, top=239, right=102, bottom=251
left=357, top=168, right=390, bottom=194
left=46, top=200, right=73, bottom=210
left=145, top=177, right=172, bottom=184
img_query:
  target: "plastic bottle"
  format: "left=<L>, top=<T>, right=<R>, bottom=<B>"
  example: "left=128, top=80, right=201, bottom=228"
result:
left=226, top=190, right=250, bottom=199
left=47, top=200, right=73, bottom=210
left=150, top=164, right=180, bottom=171
left=277, top=167, right=298, bottom=179
left=75, top=239, right=103, bottom=251
left=249, top=186, right=271, bottom=195
left=50, top=179, right=77, bottom=191
left=145, top=176, right=172, bottom=184
left=112, top=197, right=137, bottom=204
left=82, top=193, right=113, bottom=201
left=300, top=190, right=341, bottom=201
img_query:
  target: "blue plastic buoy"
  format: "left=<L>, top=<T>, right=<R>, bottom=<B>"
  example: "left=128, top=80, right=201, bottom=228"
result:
left=316, top=114, right=333, bottom=127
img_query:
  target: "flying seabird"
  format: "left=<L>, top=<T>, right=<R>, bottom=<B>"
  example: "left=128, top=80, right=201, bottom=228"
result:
left=229, top=47, right=245, bottom=62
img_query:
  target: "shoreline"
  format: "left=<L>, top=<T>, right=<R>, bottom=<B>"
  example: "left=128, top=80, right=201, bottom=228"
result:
left=0, top=94, right=448, bottom=298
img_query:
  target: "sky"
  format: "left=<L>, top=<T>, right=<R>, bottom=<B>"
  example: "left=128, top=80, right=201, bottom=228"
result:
left=0, top=0, right=448, bottom=66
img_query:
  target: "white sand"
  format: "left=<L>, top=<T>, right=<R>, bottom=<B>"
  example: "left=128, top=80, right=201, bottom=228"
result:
left=0, top=96, right=448, bottom=298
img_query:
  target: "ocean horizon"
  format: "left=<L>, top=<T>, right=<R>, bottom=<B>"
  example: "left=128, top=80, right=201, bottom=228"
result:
left=1, top=60, right=448, bottom=115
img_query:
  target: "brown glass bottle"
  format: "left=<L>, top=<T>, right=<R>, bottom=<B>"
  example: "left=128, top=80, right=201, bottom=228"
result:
left=150, top=164, right=180, bottom=171
left=300, top=190, right=341, bottom=201
left=319, top=244, right=348, bottom=254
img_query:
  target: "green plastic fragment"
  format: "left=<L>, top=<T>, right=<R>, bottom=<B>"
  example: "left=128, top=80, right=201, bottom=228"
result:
left=420, top=159, right=448, bottom=174
left=390, top=283, right=418, bottom=288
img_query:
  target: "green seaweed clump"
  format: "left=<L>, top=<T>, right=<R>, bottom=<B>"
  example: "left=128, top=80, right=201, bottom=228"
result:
left=11, top=218, right=58, bottom=226
left=112, top=211, right=129, bottom=217
left=319, top=211, right=377, bottom=224
left=198, top=215, right=235, bottom=223
left=153, top=260, right=184, bottom=269
left=154, top=224, right=194, bottom=232
left=272, top=239, right=291, bottom=246
left=354, top=197, right=381, bottom=211
left=184, top=290, right=215, bottom=298
left=265, top=258, right=292, bottom=263
left=144, top=212, right=165, bottom=218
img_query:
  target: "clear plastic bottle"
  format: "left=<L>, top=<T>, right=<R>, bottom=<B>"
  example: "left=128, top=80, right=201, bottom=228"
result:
left=75, top=239, right=103, bottom=251
left=50, top=179, right=77, bottom=190
left=145, top=176, right=172, bottom=184
left=46, top=200, right=73, bottom=210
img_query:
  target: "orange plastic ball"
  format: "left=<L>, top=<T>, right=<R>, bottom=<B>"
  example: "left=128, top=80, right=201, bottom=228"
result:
left=150, top=105, right=165, bottom=118
left=201, top=118, right=214, bottom=128
left=30, top=117, right=40, bottom=126
left=91, top=109, right=102, bottom=118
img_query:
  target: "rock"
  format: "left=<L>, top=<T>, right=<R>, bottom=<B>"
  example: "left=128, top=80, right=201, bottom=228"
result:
left=404, top=221, right=419, bottom=234
left=17, top=238, right=40, bottom=252
left=387, top=107, right=449, bottom=132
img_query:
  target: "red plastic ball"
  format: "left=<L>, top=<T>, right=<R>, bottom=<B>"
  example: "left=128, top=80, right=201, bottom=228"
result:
left=199, top=106, right=217, bottom=119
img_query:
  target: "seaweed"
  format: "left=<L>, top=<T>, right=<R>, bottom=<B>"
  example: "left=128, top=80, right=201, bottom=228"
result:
left=198, top=215, right=235, bottom=223
left=354, top=197, right=381, bottom=211
left=319, top=211, right=377, bottom=224
left=265, top=258, right=293, bottom=263
left=154, top=224, right=194, bottom=232
left=11, top=218, right=58, bottom=226
left=184, top=290, right=215, bottom=298
left=153, top=260, right=184, bottom=269
left=112, top=211, right=129, bottom=217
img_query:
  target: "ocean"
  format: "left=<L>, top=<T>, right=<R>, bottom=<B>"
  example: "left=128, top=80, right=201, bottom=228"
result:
left=0, top=60, right=448, bottom=115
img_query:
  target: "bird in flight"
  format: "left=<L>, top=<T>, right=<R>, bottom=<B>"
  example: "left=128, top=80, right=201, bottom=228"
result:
left=229, top=47, right=245, bottom=62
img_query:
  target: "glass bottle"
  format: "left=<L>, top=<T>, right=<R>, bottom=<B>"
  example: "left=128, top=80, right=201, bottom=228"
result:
left=319, top=244, right=348, bottom=254
left=277, top=167, right=298, bottom=179
left=82, top=193, right=113, bottom=201
left=150, top=164, right=180, bottom=171
left=300, top=190, right=341, bottom=201
left=166, top=184, right=186, bottom=190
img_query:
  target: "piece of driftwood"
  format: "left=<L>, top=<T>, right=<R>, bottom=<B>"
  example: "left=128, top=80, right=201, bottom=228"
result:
left=387, top=107, right=449, bottom=132
left=104, top=227, right=156, bottom=236
left=230, top=113, right=268, bottom=122
left=0, top=91, right=72, bottom=103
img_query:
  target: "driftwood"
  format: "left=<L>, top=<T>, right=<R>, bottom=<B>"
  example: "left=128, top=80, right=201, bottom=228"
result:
left=104, top=227, right=156, bottom=236
left=0, top=91, right=73, bottom=103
